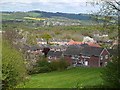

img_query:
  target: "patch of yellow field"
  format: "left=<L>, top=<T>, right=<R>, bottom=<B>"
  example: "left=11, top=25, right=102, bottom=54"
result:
left=24, top=17, right=46, bottom=21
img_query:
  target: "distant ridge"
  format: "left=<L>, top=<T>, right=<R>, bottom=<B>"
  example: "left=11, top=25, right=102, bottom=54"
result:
left=28, top=10, right=91, bottom=20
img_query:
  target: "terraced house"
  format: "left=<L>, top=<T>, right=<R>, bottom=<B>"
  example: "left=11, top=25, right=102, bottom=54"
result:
left=63, top=44, right=111, bottom=67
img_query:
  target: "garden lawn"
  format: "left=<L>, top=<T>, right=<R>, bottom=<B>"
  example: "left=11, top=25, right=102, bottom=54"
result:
left=17, top=67, right=104, bottom=88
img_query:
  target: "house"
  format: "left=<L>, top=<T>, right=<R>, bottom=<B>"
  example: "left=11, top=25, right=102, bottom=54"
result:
left=63, top=45, right=110, bottom=67
left=22, top=45, right=43, bottom=65
left=30, top=45, right=43, bottom=55
left=61, top=39, right=69, bottom=45
left=47, top=51, right=63, bottom=62
left=82, top=36, right=96, bottom=43
left=68, top=40, right=83, bottom=45
left=49, top=38, right=69, bottom=45
left=36, top=38, right=47, bottom=45
left=50, top=45, right=68, bottom=51
left=60, top=45, right=68, bottom=51
left=80, top=47, right=110, bottom=67
left=50, top=45, right=61, bottom=51
left=63, top=45, right=82, bottom=65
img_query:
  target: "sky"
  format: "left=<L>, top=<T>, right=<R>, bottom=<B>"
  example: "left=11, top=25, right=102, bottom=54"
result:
left=0, top=0, right=101, bottom=14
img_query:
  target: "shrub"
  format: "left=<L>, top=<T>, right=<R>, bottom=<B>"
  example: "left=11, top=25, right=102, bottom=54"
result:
left=101, top=56, right=120, bottom=88
left=37, top=59, right=51, bottom=73
left=29, top=57, right=70, bottom=74
left=49, top=61, right=59, bottom=71
left=28, top=66, right=51, bottom=74
left=49, top=58, right=69, bottom=71
left=38, top=59, right=50, bottom=67
left=38, top=66, right=51, bottom=73
left=31, top=57, right=51, bottom=74
left=57, top=59, right=69, bottom=71
left=2, top=40, right=27, bottom=89
left=28, top=67, right=40, bottom=75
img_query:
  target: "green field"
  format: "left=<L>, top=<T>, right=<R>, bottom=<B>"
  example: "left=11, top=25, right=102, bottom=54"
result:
left=17, top=67, right=104, bottom=88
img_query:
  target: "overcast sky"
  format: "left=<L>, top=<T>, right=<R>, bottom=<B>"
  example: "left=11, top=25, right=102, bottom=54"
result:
left=0, top=0, right=101, bottom=14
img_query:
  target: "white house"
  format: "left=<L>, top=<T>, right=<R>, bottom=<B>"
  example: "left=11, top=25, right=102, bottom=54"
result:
left=82, top=36, right=96, bottom=43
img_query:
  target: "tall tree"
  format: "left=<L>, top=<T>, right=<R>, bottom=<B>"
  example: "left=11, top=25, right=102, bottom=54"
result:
left=41, top=33, right=52, bottom=44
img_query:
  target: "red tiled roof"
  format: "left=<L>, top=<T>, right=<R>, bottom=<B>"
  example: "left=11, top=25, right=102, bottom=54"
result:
left=68, top=40, right=83, bottom=45
left=68, top=40, right=101, bottom=47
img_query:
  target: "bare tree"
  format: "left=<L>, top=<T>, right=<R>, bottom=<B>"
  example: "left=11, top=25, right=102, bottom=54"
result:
left=87, top=0, right=120, bottom=15
left=100, top=0, right=119, bottom=16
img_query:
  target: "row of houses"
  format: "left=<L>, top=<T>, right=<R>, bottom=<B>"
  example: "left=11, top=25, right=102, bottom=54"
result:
left=36, top=38, right=69, bottom=45
left=22, top=43, right=117, bottom=67
left=36, top=38, right=102, bottom=47
left=36, top=36, right=115, bottom=48
left=48, top=44, right=111, bottom=67
left=43, top=20, right=81, bottom=26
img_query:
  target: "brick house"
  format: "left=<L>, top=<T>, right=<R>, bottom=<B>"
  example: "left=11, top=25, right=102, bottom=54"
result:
left=50, top=45, right=68, bottom=51
left=63, top=44, right=110, bottom=67
left=80, top=47, right=110, bottom=67
left=63, top=45, right=82, bottom=66
left=49, top=39, right=69, bottom=45
left=36, top=38, right=47, bottom=45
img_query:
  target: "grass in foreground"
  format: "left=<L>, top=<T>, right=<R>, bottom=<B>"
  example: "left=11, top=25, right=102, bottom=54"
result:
left=17, top=67, right=104, bottom=88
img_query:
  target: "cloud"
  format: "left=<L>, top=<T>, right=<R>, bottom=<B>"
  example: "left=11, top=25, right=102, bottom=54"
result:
left=0, top=0, right=100, bottom=14
left=1, top=0, right=100, bottom=3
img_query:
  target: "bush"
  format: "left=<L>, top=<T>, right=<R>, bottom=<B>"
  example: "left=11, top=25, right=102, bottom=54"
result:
left=49, top=58, right=69, bottom=71
left=2, top=40, right=27, bottom=89
left=28, top=66, right=51, bottom=74
left=38, top=66, right=51, bottom=73
left=38, top=59, right=50, bottom=67
left=101, top=56, right=120, bottom=88
left=29, top=57, right=70, bottom=74
left=57, top=59, right=69, bottom=71
left=29, top=58, right=51, bottom=74
left=49, top=61, right=59, bottom=71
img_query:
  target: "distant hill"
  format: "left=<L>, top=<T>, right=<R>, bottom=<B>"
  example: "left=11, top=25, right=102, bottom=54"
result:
left=2, top=11, right=95, bottom=25
left=29, top=10, right=91, bottom=20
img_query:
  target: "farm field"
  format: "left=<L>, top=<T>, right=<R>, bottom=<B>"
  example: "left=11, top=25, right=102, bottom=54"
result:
left=17, top=67, right=104, bottom=88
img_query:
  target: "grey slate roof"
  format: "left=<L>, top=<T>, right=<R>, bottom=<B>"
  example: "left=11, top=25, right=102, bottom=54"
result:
left=47, top=51, right=63, bottom=57
left=30, top=45, right=41, bottom=51
left=81, top=47, right=104, bottom=56
left=63, top=45, right=82, bottom=56
left=80, top=43, right=89, bottom=47
left=63, top=45, right=105, bottom=57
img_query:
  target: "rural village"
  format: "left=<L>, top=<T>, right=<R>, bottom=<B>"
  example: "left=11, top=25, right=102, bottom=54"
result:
left=2, top=0, right=119, bottom=88
left=17, top=33, right=118, bottom=68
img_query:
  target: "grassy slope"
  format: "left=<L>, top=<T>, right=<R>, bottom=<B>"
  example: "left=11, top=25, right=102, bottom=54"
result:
left=2, top=12, right=40, bottom=20
left=18, top=67, right=103, bottom=88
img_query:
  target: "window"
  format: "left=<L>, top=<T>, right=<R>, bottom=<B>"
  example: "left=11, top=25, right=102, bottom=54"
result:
left=104, top=62, right=107, bottom=66
left=48, top=56, right=52, bottom=59
left=71, top=56, right=75, bottom=59
left=100, top=62, right=103, bottom=66
left=105, top=55, right=108, bottom=59
left=85, top=61, right=88, bottom=66
left=100, top=56, right=103, bottom=60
